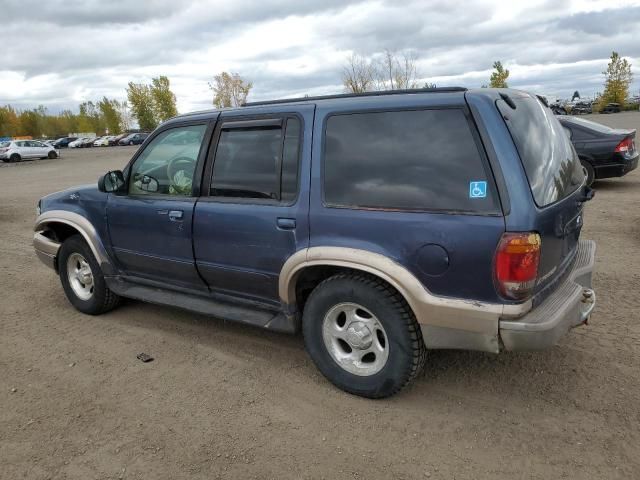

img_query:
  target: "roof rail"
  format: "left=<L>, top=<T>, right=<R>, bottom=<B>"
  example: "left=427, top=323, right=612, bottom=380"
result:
left=242, top=87, right=468, bottom=107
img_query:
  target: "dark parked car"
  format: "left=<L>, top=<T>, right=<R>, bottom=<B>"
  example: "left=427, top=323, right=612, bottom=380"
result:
left=34, top=88, right=596, bottom=398
left=118, top=133, right=148, bottom=145
left=109, top=133, right=129, bottom=146
left=601, top=103, right=621, bottom=114
left=558, top=116, right=638, bottom=185
left=53, top=137, right=78, bottom=149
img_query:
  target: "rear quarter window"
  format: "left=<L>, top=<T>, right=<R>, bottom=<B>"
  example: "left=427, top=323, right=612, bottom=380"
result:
left=323, top=108, right=499, bottom=213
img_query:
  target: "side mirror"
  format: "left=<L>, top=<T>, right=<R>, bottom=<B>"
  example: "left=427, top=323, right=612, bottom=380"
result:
left=138, top=174, right=159, bottom=193
left=98, top=170, right=126, bottom=193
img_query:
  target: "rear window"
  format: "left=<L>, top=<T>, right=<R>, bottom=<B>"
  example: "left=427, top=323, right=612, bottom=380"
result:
left=498, top=96, right=584, bottom=206
left=323, top=109, right=499, bottom=213
left=564, top=116, right=616, bottom=134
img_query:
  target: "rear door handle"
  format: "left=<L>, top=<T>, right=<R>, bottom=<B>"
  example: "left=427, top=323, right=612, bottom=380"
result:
left=277, top=217, right=296, bottom=230
left=168, top=210, right=184, bottom=221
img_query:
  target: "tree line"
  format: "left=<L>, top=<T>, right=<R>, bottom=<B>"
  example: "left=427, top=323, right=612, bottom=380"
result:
left=342, top=50, right=635, bottom=111
left=0, top=99, right=130, bottom=138
left=0, top=75, right=179, bottom=138
left=1, top=50, right=634, bottom=138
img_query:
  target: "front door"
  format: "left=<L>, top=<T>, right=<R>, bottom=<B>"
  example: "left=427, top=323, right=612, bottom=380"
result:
left=192, top=106, right=313, bottom=305
left=30, top=141, right=49, bottom=157
left=107, top=122, right=211, bottom=291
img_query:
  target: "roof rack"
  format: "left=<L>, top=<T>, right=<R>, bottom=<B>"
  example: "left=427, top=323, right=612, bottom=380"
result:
left=242, top=87, right=468, bottom=107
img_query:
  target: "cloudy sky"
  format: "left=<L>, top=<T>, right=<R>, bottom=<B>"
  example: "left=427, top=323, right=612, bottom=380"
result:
left=2, top=0, right=640, bottom=114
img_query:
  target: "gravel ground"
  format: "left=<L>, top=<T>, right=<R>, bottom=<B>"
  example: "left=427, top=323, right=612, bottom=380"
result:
left=1, top=115, right=639, bottom=479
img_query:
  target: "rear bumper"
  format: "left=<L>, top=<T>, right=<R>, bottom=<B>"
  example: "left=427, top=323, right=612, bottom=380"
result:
left=499, top=240, right=596, bottom=351
left=595, top=154, right=638, bottom=178
left=33, top=231, right=61, bottom=270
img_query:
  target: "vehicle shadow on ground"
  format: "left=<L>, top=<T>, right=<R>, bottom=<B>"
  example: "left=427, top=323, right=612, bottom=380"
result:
left=111, top=298, right=304, bottom=352
left=109, top=298, right=588, bottom=404
left=593, top=179, right=638, bottom=191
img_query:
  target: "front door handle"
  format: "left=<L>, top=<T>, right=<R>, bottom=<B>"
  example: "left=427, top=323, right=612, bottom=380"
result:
left=277, top=217, right=296, bottom=230
left=168, top=210, right=184, bottom=221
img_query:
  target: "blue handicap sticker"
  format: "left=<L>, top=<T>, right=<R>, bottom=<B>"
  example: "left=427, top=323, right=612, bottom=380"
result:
left=469, top=181, right=487, bottom=198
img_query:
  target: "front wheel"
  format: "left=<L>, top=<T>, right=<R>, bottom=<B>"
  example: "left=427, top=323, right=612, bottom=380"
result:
left=48, top=151, right=57, bottom=159
left=58, top=235, right=121, bottom=315
left=302, top=273, right=426, bottom=398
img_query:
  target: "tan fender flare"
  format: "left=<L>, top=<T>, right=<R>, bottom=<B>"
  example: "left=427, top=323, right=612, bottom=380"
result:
left=34, top=210, right=113, bottom=272
left=280, top=247, right=531, bottom=353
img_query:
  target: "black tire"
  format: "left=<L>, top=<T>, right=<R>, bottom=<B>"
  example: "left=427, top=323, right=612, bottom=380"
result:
left=47, top=151, right=57, bottom=159
left=9, top=153, right=20, bottom=162
left=58, top=235, right=121, bottom=315
left=581, top=159, right=595, bottom=186
left=302, top=273, right=426, bottom=398
left=129, top=140, right=134, bottom=146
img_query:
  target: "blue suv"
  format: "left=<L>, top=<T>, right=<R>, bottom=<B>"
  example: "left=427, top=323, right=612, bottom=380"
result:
left=34, top=88, right=596, bottom=398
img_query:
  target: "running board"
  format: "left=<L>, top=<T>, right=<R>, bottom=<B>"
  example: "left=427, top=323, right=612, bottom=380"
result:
left=105, top=277, right=297, bottom=333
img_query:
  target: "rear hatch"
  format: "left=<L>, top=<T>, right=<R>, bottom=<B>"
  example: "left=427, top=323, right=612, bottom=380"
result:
left=497, top=94, right=587, bottom=300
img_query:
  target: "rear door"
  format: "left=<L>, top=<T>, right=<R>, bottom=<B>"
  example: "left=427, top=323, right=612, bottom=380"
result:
left=16, top=141, right=33, bottom=158
left=192, top=105, right=313, bottom=306
left=497, top=95, right=586, bottom=294
left=311, top=96, right=506, bottom=304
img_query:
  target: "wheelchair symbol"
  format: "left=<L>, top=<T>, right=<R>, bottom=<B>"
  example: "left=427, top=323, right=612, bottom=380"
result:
left=469, top=181, right=487, bottom=198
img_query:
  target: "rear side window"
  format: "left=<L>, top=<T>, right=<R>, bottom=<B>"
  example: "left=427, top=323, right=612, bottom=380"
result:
left=323, top=109, right=499, bottom=212
left=211, top=117, right=301, bottom=202
left=498, top=96, right=583, bottom=206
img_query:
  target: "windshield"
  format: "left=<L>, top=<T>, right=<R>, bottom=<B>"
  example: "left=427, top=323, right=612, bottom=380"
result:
left=498, top=95, right=584, bottom=206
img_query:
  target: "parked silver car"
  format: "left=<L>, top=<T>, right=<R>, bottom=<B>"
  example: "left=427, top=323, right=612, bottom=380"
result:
left=0, top=140, right=58, bottom=162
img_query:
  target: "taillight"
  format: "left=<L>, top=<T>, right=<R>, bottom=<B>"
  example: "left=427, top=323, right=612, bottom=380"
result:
left=0, top=148, right=7, bottom=153
left=614, top=136, right=634, bottom=155
left=494, top=232, right=541, bottom=301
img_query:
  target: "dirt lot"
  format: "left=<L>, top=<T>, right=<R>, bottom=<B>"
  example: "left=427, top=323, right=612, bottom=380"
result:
left=1, top=115, right=639, bottom=479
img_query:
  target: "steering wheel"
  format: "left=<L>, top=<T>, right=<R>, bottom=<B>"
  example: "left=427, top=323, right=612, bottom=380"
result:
left=167, top=156, right=196, bottom=183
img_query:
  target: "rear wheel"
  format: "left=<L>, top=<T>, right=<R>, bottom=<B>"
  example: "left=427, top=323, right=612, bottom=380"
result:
left=581, top=159, right=595, bottom=186
left=9, top=153, right=20, bottom=162
left=302, top=273, right=426, bottom=398
left=58, top=235, right=121, bottom=315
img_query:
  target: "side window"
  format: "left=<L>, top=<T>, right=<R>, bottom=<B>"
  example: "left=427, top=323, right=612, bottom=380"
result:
left=323, top=109, right=499, bottom=212
left=16, top=141, right=26, bottom=147
left=128, top=124, right=206, bottom=196
left=210, top=117, right=301, bottom=202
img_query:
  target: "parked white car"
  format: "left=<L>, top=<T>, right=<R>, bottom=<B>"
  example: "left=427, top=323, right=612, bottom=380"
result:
left=0, top=140, right=58, bottom=162
left=68, top=138, right=88, bottom=148
left=94, top=136, right=115, bottom=147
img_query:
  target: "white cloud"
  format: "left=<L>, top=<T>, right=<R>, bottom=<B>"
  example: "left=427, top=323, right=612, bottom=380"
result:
left=2, top=0, right=639, bottom=113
